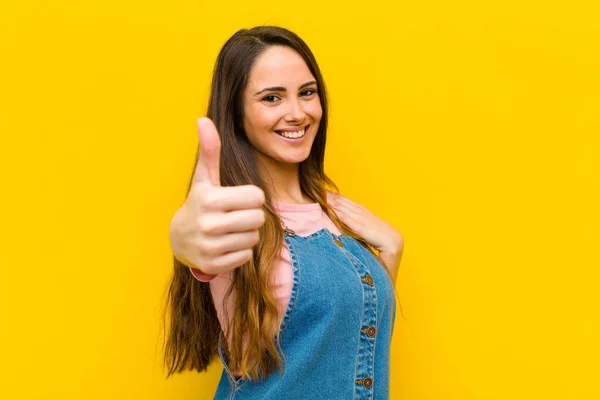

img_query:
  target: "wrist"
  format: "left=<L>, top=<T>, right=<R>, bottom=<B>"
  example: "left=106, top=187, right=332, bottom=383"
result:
left=377, top=232, right=403, bottom=256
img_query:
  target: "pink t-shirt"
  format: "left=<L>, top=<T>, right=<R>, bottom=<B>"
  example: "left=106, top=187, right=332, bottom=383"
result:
left=189, top=201, right=342, bottom=338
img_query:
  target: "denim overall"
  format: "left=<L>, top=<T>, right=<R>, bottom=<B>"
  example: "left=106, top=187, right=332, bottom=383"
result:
left=213, top=228, right=397, bottom=399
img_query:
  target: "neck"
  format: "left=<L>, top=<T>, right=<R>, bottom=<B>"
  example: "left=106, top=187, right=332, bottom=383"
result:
left=257, top=155, right=312, bottom=205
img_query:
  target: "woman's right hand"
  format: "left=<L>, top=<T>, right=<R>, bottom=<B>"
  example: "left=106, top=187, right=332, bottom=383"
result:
left=169, top=117, right=266, bottom=275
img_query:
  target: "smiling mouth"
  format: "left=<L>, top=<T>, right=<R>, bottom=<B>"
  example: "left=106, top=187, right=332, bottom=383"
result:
left=275, top=125, right=309, bottom=139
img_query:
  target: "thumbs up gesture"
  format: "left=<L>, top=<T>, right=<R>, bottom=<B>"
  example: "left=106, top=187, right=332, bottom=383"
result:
left=169, top=117, right=266, bottom=275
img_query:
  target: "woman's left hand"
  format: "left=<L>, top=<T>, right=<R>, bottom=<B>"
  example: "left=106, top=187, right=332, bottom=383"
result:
left=327, top=192, right=404, bottom=274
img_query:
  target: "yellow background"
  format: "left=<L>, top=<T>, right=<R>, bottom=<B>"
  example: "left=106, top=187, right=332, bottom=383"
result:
left=1, top=0, right=599, bottom=399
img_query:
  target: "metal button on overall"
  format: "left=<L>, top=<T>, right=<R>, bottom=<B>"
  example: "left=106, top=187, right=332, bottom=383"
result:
left=360, top=326, right=377, bottom=337
left=332, top=234, right=344, bottom=248
left=356, top=377, right=374, bottom=388
left=366, top=326, right=377, bottom=337
left=362, top=274, right=374, bottom=286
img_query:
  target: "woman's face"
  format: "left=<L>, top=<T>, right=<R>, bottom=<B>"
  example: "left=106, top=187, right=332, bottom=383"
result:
left=242, top=45, right=322, bottom=169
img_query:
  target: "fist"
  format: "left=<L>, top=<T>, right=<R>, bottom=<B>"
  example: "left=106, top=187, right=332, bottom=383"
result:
left=169, top=117, right=266, bottom=275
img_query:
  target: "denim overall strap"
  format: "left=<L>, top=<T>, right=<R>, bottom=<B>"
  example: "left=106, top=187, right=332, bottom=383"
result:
left=213, top=228, right=396, bottom=400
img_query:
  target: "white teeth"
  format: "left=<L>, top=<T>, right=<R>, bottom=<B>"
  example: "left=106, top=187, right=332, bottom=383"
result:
left=278, top=128, right=305, bottom=139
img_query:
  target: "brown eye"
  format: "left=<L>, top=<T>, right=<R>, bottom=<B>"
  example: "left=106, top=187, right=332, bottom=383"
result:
left=301, top=89, right=316, bottom=97
left=262, top=95, right=280, bottom=103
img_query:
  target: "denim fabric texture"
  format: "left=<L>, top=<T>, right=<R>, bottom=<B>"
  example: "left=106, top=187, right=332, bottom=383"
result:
left=213, top=227, right=396, bottom=399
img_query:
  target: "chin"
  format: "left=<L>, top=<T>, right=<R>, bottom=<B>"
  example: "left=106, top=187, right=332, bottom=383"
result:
left=283, top=151, right=311, bottom=164
left=281, top=158, right=307, bottom=165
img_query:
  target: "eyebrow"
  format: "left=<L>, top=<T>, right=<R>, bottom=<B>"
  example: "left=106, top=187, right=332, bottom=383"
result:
left=254, top=80, right=317, bottom=96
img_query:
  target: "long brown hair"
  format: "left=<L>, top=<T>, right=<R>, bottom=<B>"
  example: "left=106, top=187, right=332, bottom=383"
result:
left=162, top=25, right=399, bottom=382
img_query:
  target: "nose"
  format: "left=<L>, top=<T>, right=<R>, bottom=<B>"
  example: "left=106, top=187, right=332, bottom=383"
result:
left=284, top=97, right=306, bottom=123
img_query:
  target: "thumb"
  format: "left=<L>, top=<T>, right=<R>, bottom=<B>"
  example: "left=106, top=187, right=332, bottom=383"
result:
left=192, top=117, right=221, bottom=187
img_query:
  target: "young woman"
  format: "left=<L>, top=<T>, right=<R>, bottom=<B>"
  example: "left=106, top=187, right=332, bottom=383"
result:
left=163, top=26, right=404, bottom=399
